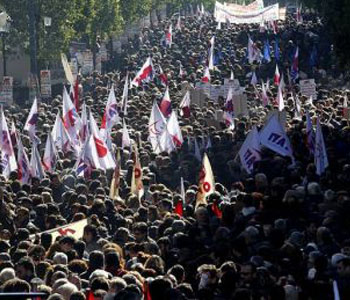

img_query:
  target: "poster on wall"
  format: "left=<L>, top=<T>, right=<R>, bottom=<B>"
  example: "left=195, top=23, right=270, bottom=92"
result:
left=0, top=76, right=13, bottom=105
left=40, top=70, right=52, bottom=99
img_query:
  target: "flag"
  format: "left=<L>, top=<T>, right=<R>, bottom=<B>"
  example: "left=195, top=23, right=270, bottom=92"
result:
left=259, top=19, right=266, bottom=33
left=159, top=86, right=172, bottom=118
left=131, top=144, right=144, bottom=199
left=74, top=135, right=101, bottom=178
left=225, top=87, right=234, bottom=113
left=10, top=121, right=19, bottom=149
left=277, top=82, right=284, bottom=111
left=274, top=64, right=280, bottom=85
left=158, top=66, right=168, bottom=87
left=274, top=37, right=280, bottom=61
left=176, top=14, right=181, bottom=31
left=42, top=133, right=58, bottom=173
left=0, top=107, right=17, bottom=178
left=148, top=101, right=167, bottom=154
left=109, top=150, right=121, bottom=199
left=209, top=36, right=215, bottom=70
left=121, top=73, right=129, bottom=116
left=61, top=53, right=74, bottom=85
left=230, top=71, right=234, bottom=80
left=79, top=103, right=89, bottom=144
left=62, top=87, right=81, bottom=146
left=343, top=94, right=349, bottom=119
left=239, top=126, right=261, bottom=174
left=131, top=57, right=154, bottom=87
left=167, top=111, right=183, bottom=147
left=24, top=97, right=40, bottom=144
left=51, top=114, right=75, bottom=154
left=333, top=280, right=340, bottom=300
left=263, top=39, right=271, bottom=63
left=206, top=136, right=212, bottom=150
left=217, top=21, right=221, bottom=30
left=296, top=4, right=303, bottom=23
left=179, top=64, right=185, bottom=79
left=247, top=36, right=261, bottom=64
left=224, top=111, right=235, bottom=130
left=159, top=129, right=176, bottom=154
left=100, top=85, right=120, bottom=138
left=291, top=47, right=299, bottom=82
left=179, top=91, right=191, bottom=118
left=261, top=80, right=269, bottom=106
left=174, top=177, right=185, bottom=216
left=74, top=77, right=80, bottom=112
left=260, top=113, right=294, bottom=159
left=201, top=66, right=211, bottom=83
left=306, top=110, right=315, bottom=154
left=89, top=111, right=116, bottom=170
left=196, top=153, right=215, bottom=208
left=30, top=144, right=45, bottom=180
left=122, top=119, right=131, bottom=149
left=17, top=138, right=31, bottom=184
left=165, top=23, right=173, bottom=48
left=251, top=71, right=258, bottom=86
left=314, top=118, right=328, bottom=175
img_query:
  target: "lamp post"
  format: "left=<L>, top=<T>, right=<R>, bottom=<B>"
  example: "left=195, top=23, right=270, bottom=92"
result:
left=0, top=12, right=11, bottom=76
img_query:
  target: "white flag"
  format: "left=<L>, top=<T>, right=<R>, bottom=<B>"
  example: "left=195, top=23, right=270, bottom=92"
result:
left=260, top=114, right=293, bottom=159
left=314, top=118, right=328, bottom=175
left=43, top=133, right=58, bottom=173
left=209, top=36, right=215, bottom=70
left=159, top=129, right=176, bottom=154
left=148, top=101, right=167, bottom=154
left=24, top=97, right=40, bottom=144
left=30, top=144, right=45, bottom=180
left=51, top=114, right=75, bottom=155
left=239, top=126, right=261, bottom=174
left=17, top=137, right=31, bottom=184
left=122, top=119, right=131, bottom=149
left=196, top=153, right=215, bottom=207
left=167, top=111, right=183, bottom=147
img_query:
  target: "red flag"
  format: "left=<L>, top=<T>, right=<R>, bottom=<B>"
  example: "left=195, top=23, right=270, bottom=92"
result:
left=74, top=77, right=80, bottom=112
left=144, top=281, right=152, bottom=300
left=212, top=201, right=222, bottom=219
left=86, top=290, right=95, bottom=300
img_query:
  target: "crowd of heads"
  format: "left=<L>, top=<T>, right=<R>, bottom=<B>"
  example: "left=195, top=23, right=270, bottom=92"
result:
left=1, top=7, right=350, bottom=300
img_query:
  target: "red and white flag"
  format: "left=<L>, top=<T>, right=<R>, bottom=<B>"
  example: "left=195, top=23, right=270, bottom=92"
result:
left=277, top=82, right=284, bottom=111
left=148, top=101, right=167, bottom=154
left=122, top=119, right=131, bottom=149
left=160, top=86, right=172, bottom=118
left=109, top=150, right=121, bottom=199
left=165, top=23, right=173, bottom=48
left=239, top=126, right=261, bottom=174
left=10, top=121, right=19, bottom=149
left=179, top=91, right=191, bottom=118
left=79, top=103, right=89, bottom=144
left=89, top=111, right=116, bottom=170
left=62, top=87, right=81, bottom=145
left=42, top=133, right=58, bottom=173
left=176, top=15, right=181, bottom=31
left=315, top=118, right=328, bottom=175
left=167, top=111, right=183, bottom=147
left=131, top=57, right=154, bottom=87
left=247, top=36, right=261, bottom=64
left=75, top=135, right=101, bottom=178
left=174, top=177, right=185, bottom=216
left=274, top=64, right=280, bottom=85
left=30, top=144, right=45, bottom=180
left=158, top=65, right=168, bottom=87
left=201, top=66, right=211, bottom=83
left=160, top=129, right=176, bottom=154
left=196, top=153, right=215, bottom=208
left=296, top=4, right=303, bottom=24
left=24, top=97, right=40, bottom=144
left=0, top=107, right=17, bottom=178
left=52, top=114, right=75, bottom=155
left=17, top=137, right=31, bottom=184
left=131, top=144, right=144, bottom=199
left=100, top=85, right=120, bottom=138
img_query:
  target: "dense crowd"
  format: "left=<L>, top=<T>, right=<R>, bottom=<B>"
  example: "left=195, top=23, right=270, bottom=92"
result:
left=1, top=6, right=350, bottom=300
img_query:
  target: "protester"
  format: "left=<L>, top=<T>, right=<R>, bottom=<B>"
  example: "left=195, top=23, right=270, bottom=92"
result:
left=0, top=3, right=349, bottom=300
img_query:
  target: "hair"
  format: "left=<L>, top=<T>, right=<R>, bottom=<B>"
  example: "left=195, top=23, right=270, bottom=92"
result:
left=2, top=278, right=31, bottom=293
left=91, top=276, right=110, bottom=292
left=144, top=255, right=165, bottom=275
left=89, top=251, right=105, bottom=270
left=68, top=259, right=88, bottom=275
left=167, top=265, right=185, bottom=283
left=69, top=291, right=86, bottom=300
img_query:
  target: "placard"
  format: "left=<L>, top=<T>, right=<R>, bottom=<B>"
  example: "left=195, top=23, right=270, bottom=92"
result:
left=40, top=70, right=51, bottom=98
left=210, top=85, right=224, bottom=101
left=300, top=79, right=317, bottom=100
left=233, top=93, right=248, bottom=117
left=0, top=76, right=13, bottom=105
left=81, top=50, right=93, bottom=76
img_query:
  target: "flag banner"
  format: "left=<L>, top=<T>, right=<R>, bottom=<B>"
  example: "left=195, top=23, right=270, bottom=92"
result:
left=260, top=114, right=293, bottom=158
left=61, top=53, right=74, bottom=85
left=239, top=126, right=261, bottom=173
left=0, top=76, right=13, bottom=105
left=40, top=70, right=52, bottom=98
left=315, top=119, right=329, bottom=175
left=31, top=219, right=88, bottom=242
left=196, top=153, right=215, bottom=207
left=215, top=2, right=280, bottom=24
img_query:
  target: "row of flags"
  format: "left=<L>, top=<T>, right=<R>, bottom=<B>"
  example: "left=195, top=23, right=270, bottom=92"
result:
left=238, top=113, right=328, bottom=176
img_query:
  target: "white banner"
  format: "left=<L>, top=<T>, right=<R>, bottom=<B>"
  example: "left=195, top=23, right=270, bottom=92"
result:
left=81, top=50, right=94, bottom=75
left=300, top=79, right=317, bottom=100
left=0, top=76, right=13, bottom=105
left=215, top=2, right=280, bottom=24
left=40, top=70, right=52, bottom=98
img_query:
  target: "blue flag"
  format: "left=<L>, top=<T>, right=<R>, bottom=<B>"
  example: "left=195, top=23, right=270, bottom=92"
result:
left=263, top=39, right=271, bottom=63
left=274, top=37, right=280, bottom=62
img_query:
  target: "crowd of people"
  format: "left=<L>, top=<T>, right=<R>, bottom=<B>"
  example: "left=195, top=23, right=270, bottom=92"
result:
left=1, top=5, right=350, bottom=300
